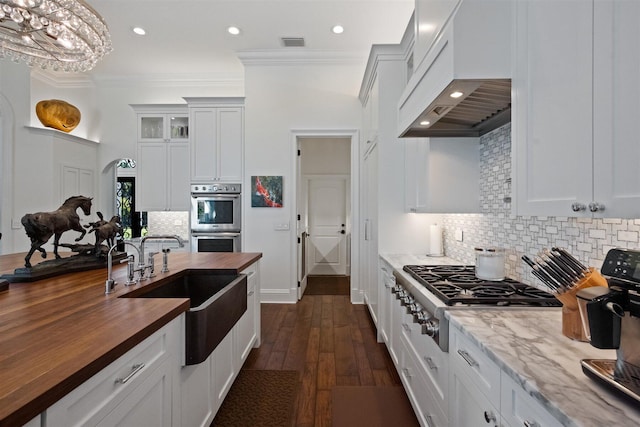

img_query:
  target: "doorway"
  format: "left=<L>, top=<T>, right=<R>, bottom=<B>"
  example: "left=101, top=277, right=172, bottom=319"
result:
left=293, top=131, right=358, bottom=300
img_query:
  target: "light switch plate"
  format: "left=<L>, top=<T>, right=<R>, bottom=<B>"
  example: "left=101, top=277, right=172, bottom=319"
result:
left=455, top=229, right=464, bottom=242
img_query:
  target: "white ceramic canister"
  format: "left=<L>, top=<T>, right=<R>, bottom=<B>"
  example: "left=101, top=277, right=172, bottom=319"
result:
left=474, top=247, right=505, bottom=281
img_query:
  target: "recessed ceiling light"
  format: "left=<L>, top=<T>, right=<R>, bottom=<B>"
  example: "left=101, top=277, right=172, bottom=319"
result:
left=450, top=91, right=464, bottom=98
left=331, top=25, right=344, bottom=34
left=420, top=120, right=430, bottom=126
left=132, top=27, right=146, bottom=36
left=228, top=26, right=241, bottom=35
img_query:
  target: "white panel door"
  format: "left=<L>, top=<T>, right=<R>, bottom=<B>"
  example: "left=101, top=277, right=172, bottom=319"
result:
left=308, top=177, right=347, bottom=275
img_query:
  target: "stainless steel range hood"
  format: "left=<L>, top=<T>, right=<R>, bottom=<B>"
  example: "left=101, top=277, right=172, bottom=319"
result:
left=400, top=79, right=511, bottom=138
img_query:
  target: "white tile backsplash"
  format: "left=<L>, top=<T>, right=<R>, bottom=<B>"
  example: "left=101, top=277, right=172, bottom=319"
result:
left=146, top=211, right=189, bottom=240
left=442, top=123, right=640, bottom=286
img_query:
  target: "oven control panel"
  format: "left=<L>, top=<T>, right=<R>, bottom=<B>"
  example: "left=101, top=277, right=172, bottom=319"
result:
left=191, top=183, right=241, bottom=194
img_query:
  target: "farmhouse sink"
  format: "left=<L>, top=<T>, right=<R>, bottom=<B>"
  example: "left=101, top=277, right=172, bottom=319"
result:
left=122, top=269, right=247, bottom=365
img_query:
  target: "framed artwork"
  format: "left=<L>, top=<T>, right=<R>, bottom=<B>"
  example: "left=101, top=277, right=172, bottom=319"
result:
left=251, top=176, right=283, bottom=207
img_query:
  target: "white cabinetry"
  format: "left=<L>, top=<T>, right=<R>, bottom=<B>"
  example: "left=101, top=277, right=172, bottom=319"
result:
left=513, top=0, right=640, bottom=218
left=501, top=374, right=562, bottom=427
left=413, top=0, right=460, bottom=72
left=363, top=142, right=378, bottom=326
left=361, top=73, right=379, bottom=149
left=404, top=137, right=480, bottom=213
left=398, top=307, right=448, bottom=427
left=449, top=324, right=562, bottom=427
left=378, top=258, right=394, bottom=346
left=132, top=105, right=190, bottom=212
left=179, top=261, right=261, bottom=427
left=236, top=262, right=261, bottom=365
left=46, top=315, right=182, bottom=427
left=185, top=97, right=244, bottom=183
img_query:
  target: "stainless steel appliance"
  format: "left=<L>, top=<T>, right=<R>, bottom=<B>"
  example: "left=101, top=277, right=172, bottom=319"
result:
left=190, top=184, right=241, bottom=252
left=581, top=248, right=640, bottom=404
left=393, top=265, right=561, bottom=351
left=191, top=232, right=241, bottom=253
left=190, top=184, right=241, bottom=233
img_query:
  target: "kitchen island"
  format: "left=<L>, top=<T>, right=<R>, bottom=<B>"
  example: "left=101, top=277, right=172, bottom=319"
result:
left=0, top=251, right=262, bottom=427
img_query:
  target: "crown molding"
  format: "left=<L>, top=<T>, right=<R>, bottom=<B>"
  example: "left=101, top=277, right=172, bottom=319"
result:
left=30, top=69, right=95, bottom=89
left=30, top=68, right=245, bottom=91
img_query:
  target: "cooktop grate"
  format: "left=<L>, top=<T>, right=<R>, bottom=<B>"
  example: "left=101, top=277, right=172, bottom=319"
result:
left=403, top=265, right=561, bottom=307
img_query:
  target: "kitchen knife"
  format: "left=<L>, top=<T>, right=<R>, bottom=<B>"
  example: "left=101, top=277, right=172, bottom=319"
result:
left=536, top=257, right=573, bottom=290
left=522, top=255, right=564, bottom=292
left=552, top=247, right=588, bottom=274
left=549, top=248, right=586, bottom=278
left=541, top=251, right=581, bottom=284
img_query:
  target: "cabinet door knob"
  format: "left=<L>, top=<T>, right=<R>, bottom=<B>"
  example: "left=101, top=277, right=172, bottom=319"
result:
left=483, top=410, right=496, bottom=423
left=588, top=202, right=605, bottom=212
left=571, top=202, right=586, bottom=212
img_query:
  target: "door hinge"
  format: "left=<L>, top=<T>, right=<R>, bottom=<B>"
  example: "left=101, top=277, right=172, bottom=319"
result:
left=297, top=149, right=301, bottom=156
left=297, top=214, right=301, bottom=221
left=297, top=281, right=301, bottom=287
left=297, top=237, right=301, bottom=244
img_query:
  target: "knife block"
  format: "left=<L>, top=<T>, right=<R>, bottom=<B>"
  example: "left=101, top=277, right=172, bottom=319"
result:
left=554, top=268, right=608, bottom=341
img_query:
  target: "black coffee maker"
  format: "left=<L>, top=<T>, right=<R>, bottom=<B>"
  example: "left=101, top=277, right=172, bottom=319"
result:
left=581, top=248, right=640, bottom=403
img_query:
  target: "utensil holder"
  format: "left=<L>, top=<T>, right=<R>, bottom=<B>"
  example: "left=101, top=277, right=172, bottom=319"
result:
left=554, top=268, right=608, bottom=341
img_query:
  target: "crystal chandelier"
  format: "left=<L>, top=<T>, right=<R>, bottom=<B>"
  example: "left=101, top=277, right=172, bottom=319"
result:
left=0, top=0, right=111, bottom=72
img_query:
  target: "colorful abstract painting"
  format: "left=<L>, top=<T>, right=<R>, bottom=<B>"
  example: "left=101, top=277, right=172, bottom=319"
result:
left=251, top=176, right=283, bottom=207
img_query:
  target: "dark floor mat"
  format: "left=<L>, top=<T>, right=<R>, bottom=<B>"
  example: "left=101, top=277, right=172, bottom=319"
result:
left=212, top=369, right=299, bottom=427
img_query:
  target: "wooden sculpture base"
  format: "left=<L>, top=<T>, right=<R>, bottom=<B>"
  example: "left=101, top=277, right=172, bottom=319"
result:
left=0, top=244, right=127, bottom=283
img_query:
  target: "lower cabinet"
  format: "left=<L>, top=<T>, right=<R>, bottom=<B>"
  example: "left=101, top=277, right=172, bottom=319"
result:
left=501, top=374, right=562, bottom=427
left=449, top=324, right=562, bottom=427
left=44, top=262, right=261, bottom=427
left=46, top=315, right=182, bottom=427
left=180, top=261, right=261, bottom=427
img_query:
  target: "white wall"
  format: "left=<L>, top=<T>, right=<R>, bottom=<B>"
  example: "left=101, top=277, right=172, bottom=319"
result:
left=243, top=62, right=363, bottom=303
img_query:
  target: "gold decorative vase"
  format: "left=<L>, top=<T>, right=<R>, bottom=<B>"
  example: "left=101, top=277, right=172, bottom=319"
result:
left=35, top=99, right=81, bottom=133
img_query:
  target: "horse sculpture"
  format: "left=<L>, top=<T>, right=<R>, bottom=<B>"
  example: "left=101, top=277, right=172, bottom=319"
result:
left=21, top=196, right=93, bottom=268
left=87, top=214, right=123, bottom=256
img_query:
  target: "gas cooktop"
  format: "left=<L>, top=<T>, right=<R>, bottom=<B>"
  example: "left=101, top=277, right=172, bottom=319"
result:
left=403, top=265, right=562, bottom=307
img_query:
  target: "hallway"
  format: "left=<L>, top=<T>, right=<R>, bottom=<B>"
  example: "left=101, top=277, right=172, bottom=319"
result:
left=243, top=278, right=418, bottom=426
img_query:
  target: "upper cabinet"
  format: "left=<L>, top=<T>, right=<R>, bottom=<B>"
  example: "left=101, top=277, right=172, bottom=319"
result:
left=185, top=97, right=244, bottom=183
left=136, top=110, right=189, bottom=143
left=513, top=0, right=640, bottom=218
left=132, top=105, right=190, bottom=212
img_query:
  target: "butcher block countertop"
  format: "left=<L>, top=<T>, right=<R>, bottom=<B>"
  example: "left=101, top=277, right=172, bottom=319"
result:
left=0, top=251, right=262, bottom=427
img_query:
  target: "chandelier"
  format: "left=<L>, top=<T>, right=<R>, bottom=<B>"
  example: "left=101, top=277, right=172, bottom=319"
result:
left=0, top=0, right=111, bottom=72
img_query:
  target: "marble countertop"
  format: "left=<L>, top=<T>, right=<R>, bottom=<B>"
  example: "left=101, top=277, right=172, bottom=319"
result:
left=447, top=310, right=640, bottom=426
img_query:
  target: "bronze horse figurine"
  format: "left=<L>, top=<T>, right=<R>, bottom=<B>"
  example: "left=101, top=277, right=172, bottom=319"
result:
left=21, top=196, right=93, bottom=268
left=87, top=214, right=123, bottom=256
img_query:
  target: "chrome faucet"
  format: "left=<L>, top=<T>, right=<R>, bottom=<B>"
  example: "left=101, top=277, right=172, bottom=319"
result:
left=139, top=235, right=185, bottom=273
left=105, top=241, right=143, bottom=294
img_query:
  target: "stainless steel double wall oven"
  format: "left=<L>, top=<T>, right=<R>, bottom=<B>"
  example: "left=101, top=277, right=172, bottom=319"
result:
left=190, top=184, right=241, bottom=252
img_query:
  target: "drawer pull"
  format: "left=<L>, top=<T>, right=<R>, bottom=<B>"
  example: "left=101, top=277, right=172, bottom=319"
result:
left=402, top=367, right=412, bottom=379
left=484, top=410, right=497, bottom=423
left=402, top=323, right=411, bottom=333
left=457, top=349, right=478, bottom=367
left=248, top=290, right=255, bottom=296
left=115, top=363, right=145, bottom=385
left=423, top=356, right=438, bottom=370
left=523, top=421, right=540, bottom=427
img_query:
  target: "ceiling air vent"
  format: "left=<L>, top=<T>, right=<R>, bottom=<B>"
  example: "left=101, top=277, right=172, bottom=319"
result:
left=281, top=37, right=305, bottom=47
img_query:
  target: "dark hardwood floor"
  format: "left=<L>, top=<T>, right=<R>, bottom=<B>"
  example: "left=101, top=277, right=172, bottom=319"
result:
left=243, top=279, right=410, bottom=427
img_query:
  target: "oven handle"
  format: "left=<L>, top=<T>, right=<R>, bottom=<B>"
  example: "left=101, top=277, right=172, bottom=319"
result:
left=191, top=194, right=240, bottom=199
left=192, top=232, right=241, bottom=238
